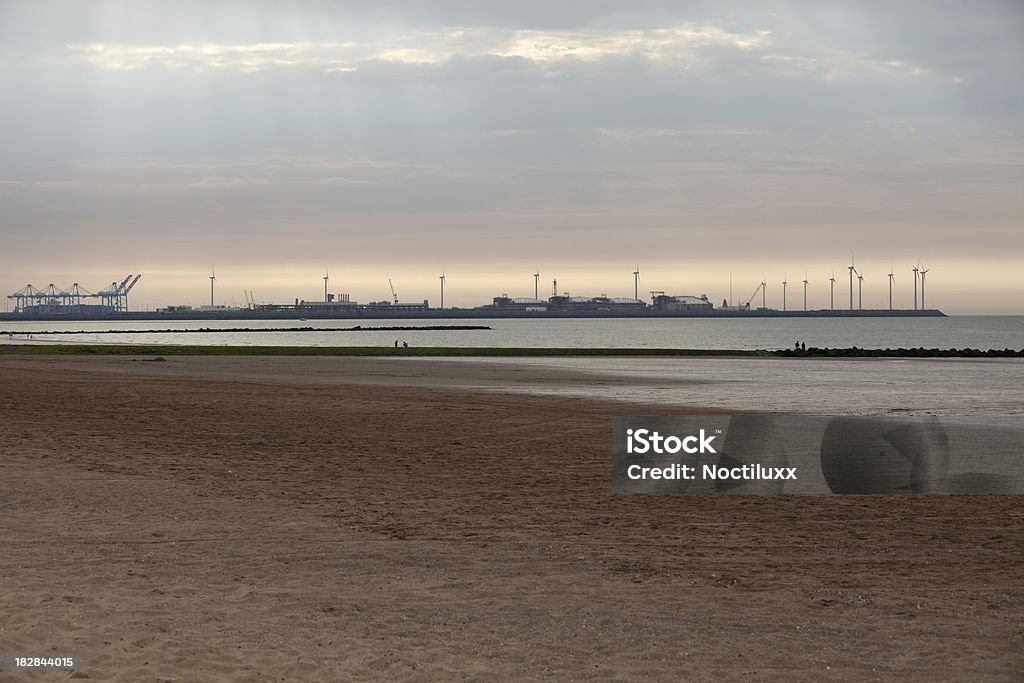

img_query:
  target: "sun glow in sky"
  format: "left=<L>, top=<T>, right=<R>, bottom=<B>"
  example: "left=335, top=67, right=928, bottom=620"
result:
left=1, top=1, right=1022, bottom=312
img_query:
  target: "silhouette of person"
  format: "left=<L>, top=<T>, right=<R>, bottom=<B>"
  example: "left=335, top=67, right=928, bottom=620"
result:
left=801, top=341, right=806, bottom=351
left=394, top=340, right=398, bottom=348
left=402, top=341, right=408, bottom=348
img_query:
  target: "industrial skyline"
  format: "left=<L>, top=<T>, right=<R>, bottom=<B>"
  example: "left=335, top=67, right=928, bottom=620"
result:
left=6, top=260, right=940, bottom=314
left=1, top=2, right=1021, bottom=314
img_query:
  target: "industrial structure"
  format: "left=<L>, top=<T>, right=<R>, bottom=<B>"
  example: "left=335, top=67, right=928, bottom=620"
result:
left=485, top=292, right=647, bottom=314
left=7, top=275, right=141, bottom=315
left=3, top=262, right=943, bottom=319
left=650, top=293, right=714, bottom=313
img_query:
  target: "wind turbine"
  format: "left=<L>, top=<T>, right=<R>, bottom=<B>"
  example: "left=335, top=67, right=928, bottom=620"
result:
left=439, top=270, right=445, bottom=309
left=802, top=274, right=808, bottom=311
left=209, top=267, right=216, bottom=307
left=323, top=268, right=330, bottom=302
left=912, top=263, right=920, bottom=310
left=533, top=270, right=540, bottom=300
left=921, top=266, right=929, bottom=309
left=782, top=277, right=788, bottom=312
left=857, top=272, right=864, bottom=310
left=760, top=279, right=767, bottom=310
left=633, top=265, right=640, bottom=301
left=887, top=267, right=895, bottom=311
left=829, top=272, right=836, bottom=311
left=848, top=256, right=856, bottom=310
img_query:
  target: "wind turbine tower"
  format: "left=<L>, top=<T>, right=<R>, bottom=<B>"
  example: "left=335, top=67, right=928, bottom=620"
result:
left=912, top=264, right=920, bottom=310
left=848, top=258, right=856, bottom=310
left=761, top=279, right=767, bottom=310
left=887, top=268, right=895, bottom=311
left=829, top=272, right=836, bottom=311
left=633, top=265, right=640, bottom=301
left=802, top=275, right=808, bottom=311
left=920, top=267, right=929, bottom=309
left=533, top=271, right=540, bottom=300
left=439, top=271, right=445, bottom=309
left=323, top=269, right=330, bottom=302
left=782, top=277, right=788, bottom=312
left=857, top=272, right=864, bottom=310
left=209, top=268, right=216, bottom=307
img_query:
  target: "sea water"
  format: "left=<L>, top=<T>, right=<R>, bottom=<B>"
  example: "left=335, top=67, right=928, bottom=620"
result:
left=3, top=315, right=1023, bottom=350
left=432, top=356, right=1024, bottom=415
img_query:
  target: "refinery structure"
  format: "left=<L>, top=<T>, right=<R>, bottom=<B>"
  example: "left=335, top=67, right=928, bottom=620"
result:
left=4, top=264, right=944, bottom=320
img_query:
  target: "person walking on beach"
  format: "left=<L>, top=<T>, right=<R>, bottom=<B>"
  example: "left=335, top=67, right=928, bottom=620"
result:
left=394, top=340, right=398, bottom=348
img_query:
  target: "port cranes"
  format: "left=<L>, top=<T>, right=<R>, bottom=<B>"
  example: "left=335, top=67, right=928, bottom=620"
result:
left=7, top=274, right=141, bottom=313
left=742, top=282, right=766, bottom=310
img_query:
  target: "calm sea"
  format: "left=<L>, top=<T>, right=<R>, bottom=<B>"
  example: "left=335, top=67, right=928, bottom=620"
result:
left=3, top=315, right=1023, bottom=350
left=435, top=356, right=1024, bottom=415
left=3, top=317, right=1022, bottom=415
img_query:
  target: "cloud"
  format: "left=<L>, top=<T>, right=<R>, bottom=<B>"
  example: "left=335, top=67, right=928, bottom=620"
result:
left=757, top=53, right=926, bottom=82
left=61, top=22, right=928, bottom=84
left=183, top=176, right=272, bottom=188
left=1, top=2, right=1021, bottom=312
left=63, top=24, right=767, bottom=72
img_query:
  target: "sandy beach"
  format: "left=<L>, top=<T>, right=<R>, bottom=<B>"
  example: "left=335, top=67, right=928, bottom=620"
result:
left=1, top=355, right=1021, bottom=681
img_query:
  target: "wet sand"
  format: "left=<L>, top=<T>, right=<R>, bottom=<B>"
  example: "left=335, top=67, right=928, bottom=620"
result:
left=0, top=356, right=1021, bottom=681
left=0, top=354, right=716, bottom=390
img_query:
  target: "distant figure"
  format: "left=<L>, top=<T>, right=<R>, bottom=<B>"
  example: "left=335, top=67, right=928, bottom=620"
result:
left=402, top=341, right=408, bottom=348
left=801, top=341, right=806, bottom=351
left=394, top=340, right=398, bottom=348
left=795, top=340, right=800, bottom=350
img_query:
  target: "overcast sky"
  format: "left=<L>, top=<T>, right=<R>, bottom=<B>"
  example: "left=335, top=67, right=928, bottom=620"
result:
left=1, top=1, right=1021, bottom=312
